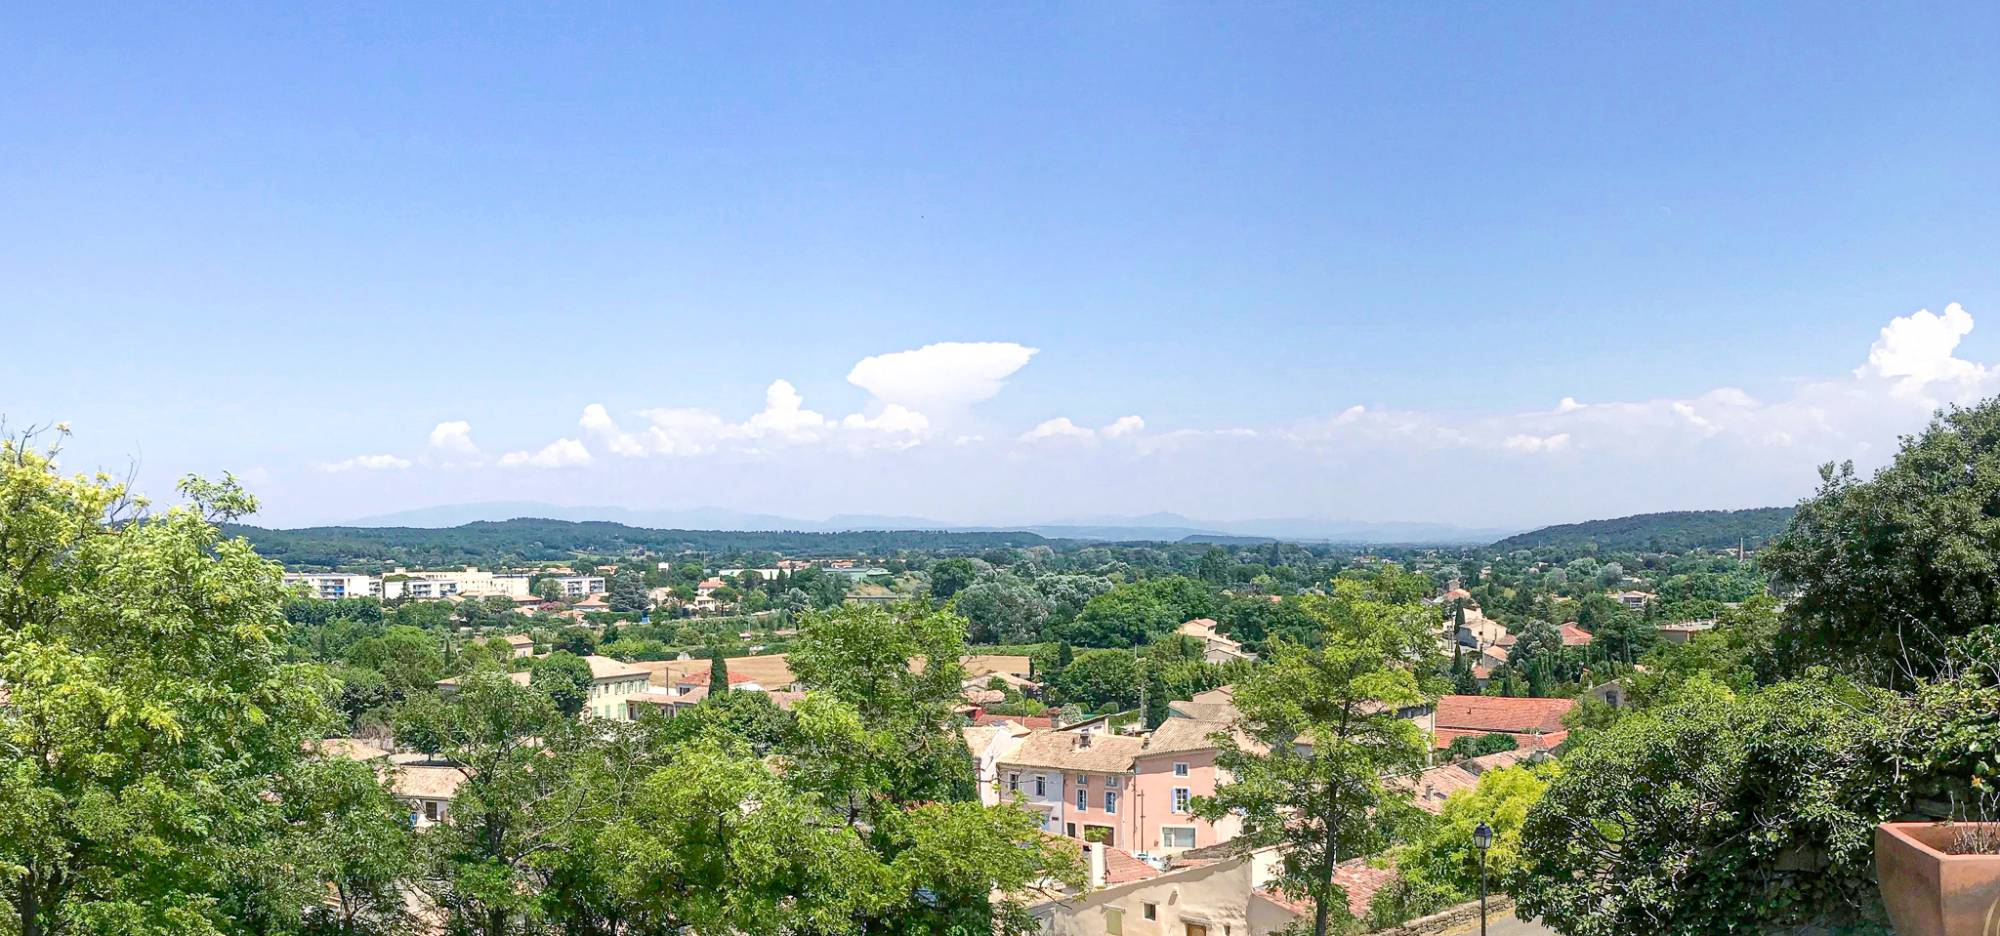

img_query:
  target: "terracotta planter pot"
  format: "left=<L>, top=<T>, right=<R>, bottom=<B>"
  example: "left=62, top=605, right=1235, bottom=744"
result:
left=1878, top=822, right=2000, bottom=936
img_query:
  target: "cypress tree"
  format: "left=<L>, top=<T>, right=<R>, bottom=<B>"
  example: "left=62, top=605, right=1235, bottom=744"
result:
left=708, top=645, right=730, bottom=695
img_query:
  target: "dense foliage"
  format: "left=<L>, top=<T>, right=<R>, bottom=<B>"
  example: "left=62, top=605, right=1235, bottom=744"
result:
left=1766, top=401, right=2000, bottom=684
left=1493, top=507, right=1793, bottom=552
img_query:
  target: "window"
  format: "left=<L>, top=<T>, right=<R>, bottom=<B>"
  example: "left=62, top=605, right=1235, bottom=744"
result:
left=1173, top=762, right=1190, bottom=777
left=1171, top=787, right=1192, bottom=814
left=1142, top=902, right=1158, bottom=921
left=1007, top=772, right=1020, bottom=793
left=1077, top=788, right=1088, bottom=811
left=1104, top=791, right=1118, bottom=813
left=1162, top=827, right=1197, bottom=849
left=1076, top=774, right=1089, bottom=786
left=1105, top=907, right=1124, bottom=936
left=1034, top=775, right=1047, bottom=797
left=1105, top=775, right=1120, bottom=789
left=424, top=800, right=440, bottom=822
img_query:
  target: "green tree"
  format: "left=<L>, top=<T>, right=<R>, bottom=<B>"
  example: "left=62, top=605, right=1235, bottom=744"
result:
left=1765, top=398, right=2000, bottom=683
left=531, top=649, right=594, bottom=717
left=346, top=623, right=447, bottom=699
left=1510, top=676, right=1997, bottom=934
left=708, top=645, right=730, bottom=695
left=0, top=434, right=362, bottom=936
left=1060, top=576, right=1219, bottom=648
left=399, top=671, right=573, bottom=935
left=927, top=558, right=979, bottom=601
left=1050, top=649, right=1144, bottom=712
left=606, top=573, right=651, bottom=614
left=272, top=756, right=418, bottom=934
left=954, top=576, right=1051, bottom=644
left=1374, top=765, right=1551, bottom=927
left=1195, top=583, right=1435, bottom=936
left=788, top=603, right=974, bottom=806
left=1143, top=664, right=1171, bottom=728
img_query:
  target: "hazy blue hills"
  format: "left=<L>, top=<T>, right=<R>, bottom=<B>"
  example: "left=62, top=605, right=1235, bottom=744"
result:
left=338, top=502, right=1517, bottom=545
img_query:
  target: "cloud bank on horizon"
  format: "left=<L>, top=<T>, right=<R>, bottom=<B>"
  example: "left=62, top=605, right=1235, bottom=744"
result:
left=303, top=304, right=1989, bottom=528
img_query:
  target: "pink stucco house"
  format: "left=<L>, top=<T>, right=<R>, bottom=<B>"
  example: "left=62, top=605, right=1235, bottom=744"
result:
left=1128, top=718, right=1243, bottom=854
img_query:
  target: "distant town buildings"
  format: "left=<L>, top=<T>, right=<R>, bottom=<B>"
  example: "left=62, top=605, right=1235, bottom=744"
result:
left=285, top=566, right=532, bottom=600
left=552, top=575, right=606, bottom=598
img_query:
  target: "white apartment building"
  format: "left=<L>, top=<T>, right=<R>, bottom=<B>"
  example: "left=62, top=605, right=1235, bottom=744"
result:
left=282, top=572, right=383, bottom=600
left=381, top=567, right=532, bottom=600
left=551, top=575, right=607, bottom=598
left=434, top=655, right=652, bottom=721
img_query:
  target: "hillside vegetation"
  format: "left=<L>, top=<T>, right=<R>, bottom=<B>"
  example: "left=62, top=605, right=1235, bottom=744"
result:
left=1492, top=507, right=1794, bottom=552
left=227, top=518, right=1053, bottom=570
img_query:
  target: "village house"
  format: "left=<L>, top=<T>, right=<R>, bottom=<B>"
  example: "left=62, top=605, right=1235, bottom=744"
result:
left=966, top=722, right=1035, bottom=805
left=997, top=729, right=1146, bottom=843
left=434, top=655, right=651, bottom=721
left=502, top=633, right=535, bottom=658
left=1615, top=589, right=1657, bottom=609
left=1129, top=718, right=1243, bottom=854
left=1432, top=694, right=1575, bottom=752
left=391, top=763, right=466, bottom=827
left=1175, top=618, right=1256, bottom=664
left=990, top=717, right=1245, bottom=856
left=1034, top=843, right=1392, bottom=936
left=1168, top=685, right=1240, bottom=723
left=1657, top=619, right=1717, bottom=644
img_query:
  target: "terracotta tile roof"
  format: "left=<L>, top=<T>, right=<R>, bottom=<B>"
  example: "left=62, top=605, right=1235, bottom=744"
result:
left=647, top=653, right=797, bottom=689
left=1559, top=623, right=1594, bottom=646
left=1168, top=701, right=1240, bottom=722
left=973, top=713, right=1053, bottom=729
left=998, top=729, right=1143, bottom=773
left=1101, top=845, right=1161, bottom=885
left=580, top=655, right=649, bottom=680
left=1435, top=695, right=1573, bottom=734
left=1433, top=726, right=1568, bottom=751
left=1137, top=718, right=1236, bottom=757
left=391, top=764, right=467, bottom=801
left=1389, top=762, right=1482, bottom=814
left=1255, top=859, right=1394, bottom=919
left=1190, top=685, right=1235, bottom=704
left=1464, top=748, right=1535, bottom=773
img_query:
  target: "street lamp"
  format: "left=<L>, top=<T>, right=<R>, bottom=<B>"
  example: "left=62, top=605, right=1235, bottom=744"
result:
left=1473, top=821, right=1494, bottom=936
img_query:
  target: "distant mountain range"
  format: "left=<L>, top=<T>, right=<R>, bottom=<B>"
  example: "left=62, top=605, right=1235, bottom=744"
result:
left=343, top=502, right=1519, bottom=545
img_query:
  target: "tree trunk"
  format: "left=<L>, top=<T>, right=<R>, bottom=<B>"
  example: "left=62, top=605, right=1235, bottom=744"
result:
left=19, top=879, right=43, bottom=936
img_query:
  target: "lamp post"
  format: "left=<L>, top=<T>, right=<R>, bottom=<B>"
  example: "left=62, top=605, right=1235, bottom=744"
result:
left=1473, top=821, right=1494, bottom=936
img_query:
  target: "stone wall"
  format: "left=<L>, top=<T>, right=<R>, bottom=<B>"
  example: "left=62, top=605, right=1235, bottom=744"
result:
left=1365, top=896, right=1515, bottom=936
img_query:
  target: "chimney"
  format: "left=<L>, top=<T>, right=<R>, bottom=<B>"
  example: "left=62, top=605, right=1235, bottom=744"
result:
left=1085, top=842, right=1107, bottom=890
left=1078, top=732, right=1092, bottom=749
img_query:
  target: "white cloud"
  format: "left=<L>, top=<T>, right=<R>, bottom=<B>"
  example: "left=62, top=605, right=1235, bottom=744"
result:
left=428, top=420, right=478, bottom=455
left=846, top=342, right=1038, bottom=414
left=319, top=453, right=412, bottom=472
left=1857, top=302, right=1986, bottom=399
left=1102, top=415, right=1146, bottom=438
left=498, top=438, right=593, bottom=469
left=1020, top=417, right=1096, bottom=441
left=744, top=380, right=829, bottom=443
left=842, top=404, right=931, bottom=434
left=1503, top=433, right=1571, bottom=454
left=580, top=403, right=648, bottom=457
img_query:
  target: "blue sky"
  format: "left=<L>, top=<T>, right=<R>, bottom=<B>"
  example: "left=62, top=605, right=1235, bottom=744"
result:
left=4, top=3, right=1998, bottom=528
